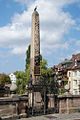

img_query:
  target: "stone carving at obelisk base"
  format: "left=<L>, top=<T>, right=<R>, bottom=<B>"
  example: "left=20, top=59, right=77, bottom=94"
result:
left=28, top=8, right=42, bottom=107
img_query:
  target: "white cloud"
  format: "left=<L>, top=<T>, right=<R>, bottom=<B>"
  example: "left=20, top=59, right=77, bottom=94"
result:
left=76, top=40, right=80, bottom=46
left=0, top=0, right=79, bottom=56
left=11, top=45, right=27, bottom=54
left=0, top=51, right=4, bottom=58
left=14, top=0, right=34, bottom=7
left=74, top=18, right=80, bottom=31
left=14, top=0, right=80, bottom=7
left=75, top=25, right=80, bottom=30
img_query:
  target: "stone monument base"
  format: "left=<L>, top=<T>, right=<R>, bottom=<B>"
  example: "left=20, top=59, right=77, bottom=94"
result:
left=28, top=91, right=43, bottom=108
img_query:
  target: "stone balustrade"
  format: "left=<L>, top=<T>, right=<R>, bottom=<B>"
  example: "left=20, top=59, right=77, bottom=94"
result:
left=58, top=92, right=80, bottom=114
left=0, top=95, right=28, bottom=119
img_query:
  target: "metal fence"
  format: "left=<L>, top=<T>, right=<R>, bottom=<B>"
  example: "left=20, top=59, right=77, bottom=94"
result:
left=27, top=83, right=58, bottom=116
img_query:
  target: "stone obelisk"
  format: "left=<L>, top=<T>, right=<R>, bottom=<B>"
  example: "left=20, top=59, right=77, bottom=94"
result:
left=30, top=7, right=40, bottom=84
left=29, top=8, right=42, bottom=108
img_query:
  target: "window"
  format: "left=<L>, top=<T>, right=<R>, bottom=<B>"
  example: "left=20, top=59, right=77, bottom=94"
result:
left=73, top=80, right=77, bottom=86
left=69, top=72, right=71, bottom=77
left=77, top=61, right=80, bottom=66
left=74, top=71, right=77, bottom=76
left=79, top=71, right=80, bottom=76
left=69, top=81, right=71, bottom=88
left=75, top=90, right=78, bottom=95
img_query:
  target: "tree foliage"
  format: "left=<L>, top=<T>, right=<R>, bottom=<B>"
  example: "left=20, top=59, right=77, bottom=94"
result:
left=25, top=45, right=31, bottom=83
left=14, top=71, right=27, bottom=94
left=15, top=45, right=55, bottom=94
left=25, top=45, right=53, bottom=84
left=0, top=73, right=11, bottom=84
left=25, top=45, right=30, bottom=70
left=40, top=58, right=53, bottom=82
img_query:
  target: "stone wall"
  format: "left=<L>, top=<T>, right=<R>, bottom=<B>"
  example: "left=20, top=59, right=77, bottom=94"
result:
left=47, top=94, right=55, bottom=108
left=0, top=95, right=28, bottom=119
left=58, top=93, right=80, bottom=114
left=1, top=93, right=80, bottom=119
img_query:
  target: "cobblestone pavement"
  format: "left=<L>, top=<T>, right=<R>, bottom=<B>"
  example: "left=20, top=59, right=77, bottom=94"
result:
left=17, top=113, right=80, bottom=120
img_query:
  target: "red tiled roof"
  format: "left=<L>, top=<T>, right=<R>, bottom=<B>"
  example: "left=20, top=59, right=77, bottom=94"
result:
left=51, top=65, right=58, bottom=69
left=71, top=53, right=80, bottom=61
left=52, top=53, right=80, bottom=71
left=8, top=73, right=11, bottom=75
left=71, top=65, right=80, bottom=70
left=57, top=63, right=62, bottom=69
left=70, top=53, right=80, bottom=70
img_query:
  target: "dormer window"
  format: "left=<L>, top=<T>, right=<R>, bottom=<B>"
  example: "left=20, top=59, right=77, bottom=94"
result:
left=77, top=60, right=80, bottom=66
left=75, top=59, right=77, bottom=66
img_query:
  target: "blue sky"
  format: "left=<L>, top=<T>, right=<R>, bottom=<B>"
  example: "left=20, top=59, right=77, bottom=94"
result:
left=0, top=0, right=80, bottom=74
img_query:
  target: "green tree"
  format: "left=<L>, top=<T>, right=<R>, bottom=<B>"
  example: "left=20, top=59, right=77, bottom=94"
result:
left=25, top=45, right=53, bottom=84
left=0, top=73, right=11, bottom=84
left=26, top=64, right=30, bottom=83
left=14, top=71, right=27, bottom=94
left=40, top=58, right=57, bottom=94
left=40, top=58, right=52, bottom=78
left=25, top=45, right=30, bottom=70
left=40, top=59, right=53, bottom=85
left=25, top=45, right=31, bottom=83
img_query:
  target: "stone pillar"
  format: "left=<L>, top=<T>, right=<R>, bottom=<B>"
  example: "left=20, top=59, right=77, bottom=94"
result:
left=30, top=10, right=40, bottom=84
left=66, top=97, right=69, bottom=114
left=28, top=9, right=42, bottom=110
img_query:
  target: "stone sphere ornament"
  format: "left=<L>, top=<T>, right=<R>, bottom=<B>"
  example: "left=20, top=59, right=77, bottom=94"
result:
left=10, top=83, right=18, bottom=92
left=64, top=84, right=72, bottom=96
left=65, top=84, right=70, bottom=91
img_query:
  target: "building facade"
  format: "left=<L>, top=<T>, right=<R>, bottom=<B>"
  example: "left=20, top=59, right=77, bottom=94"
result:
left=67, top=70, right=80, bottom=95
left=8, top=73, right=16, bottom=83
left=67, top=53, right=80, bottom=95
left=52, top=53, right=80, bottom=95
